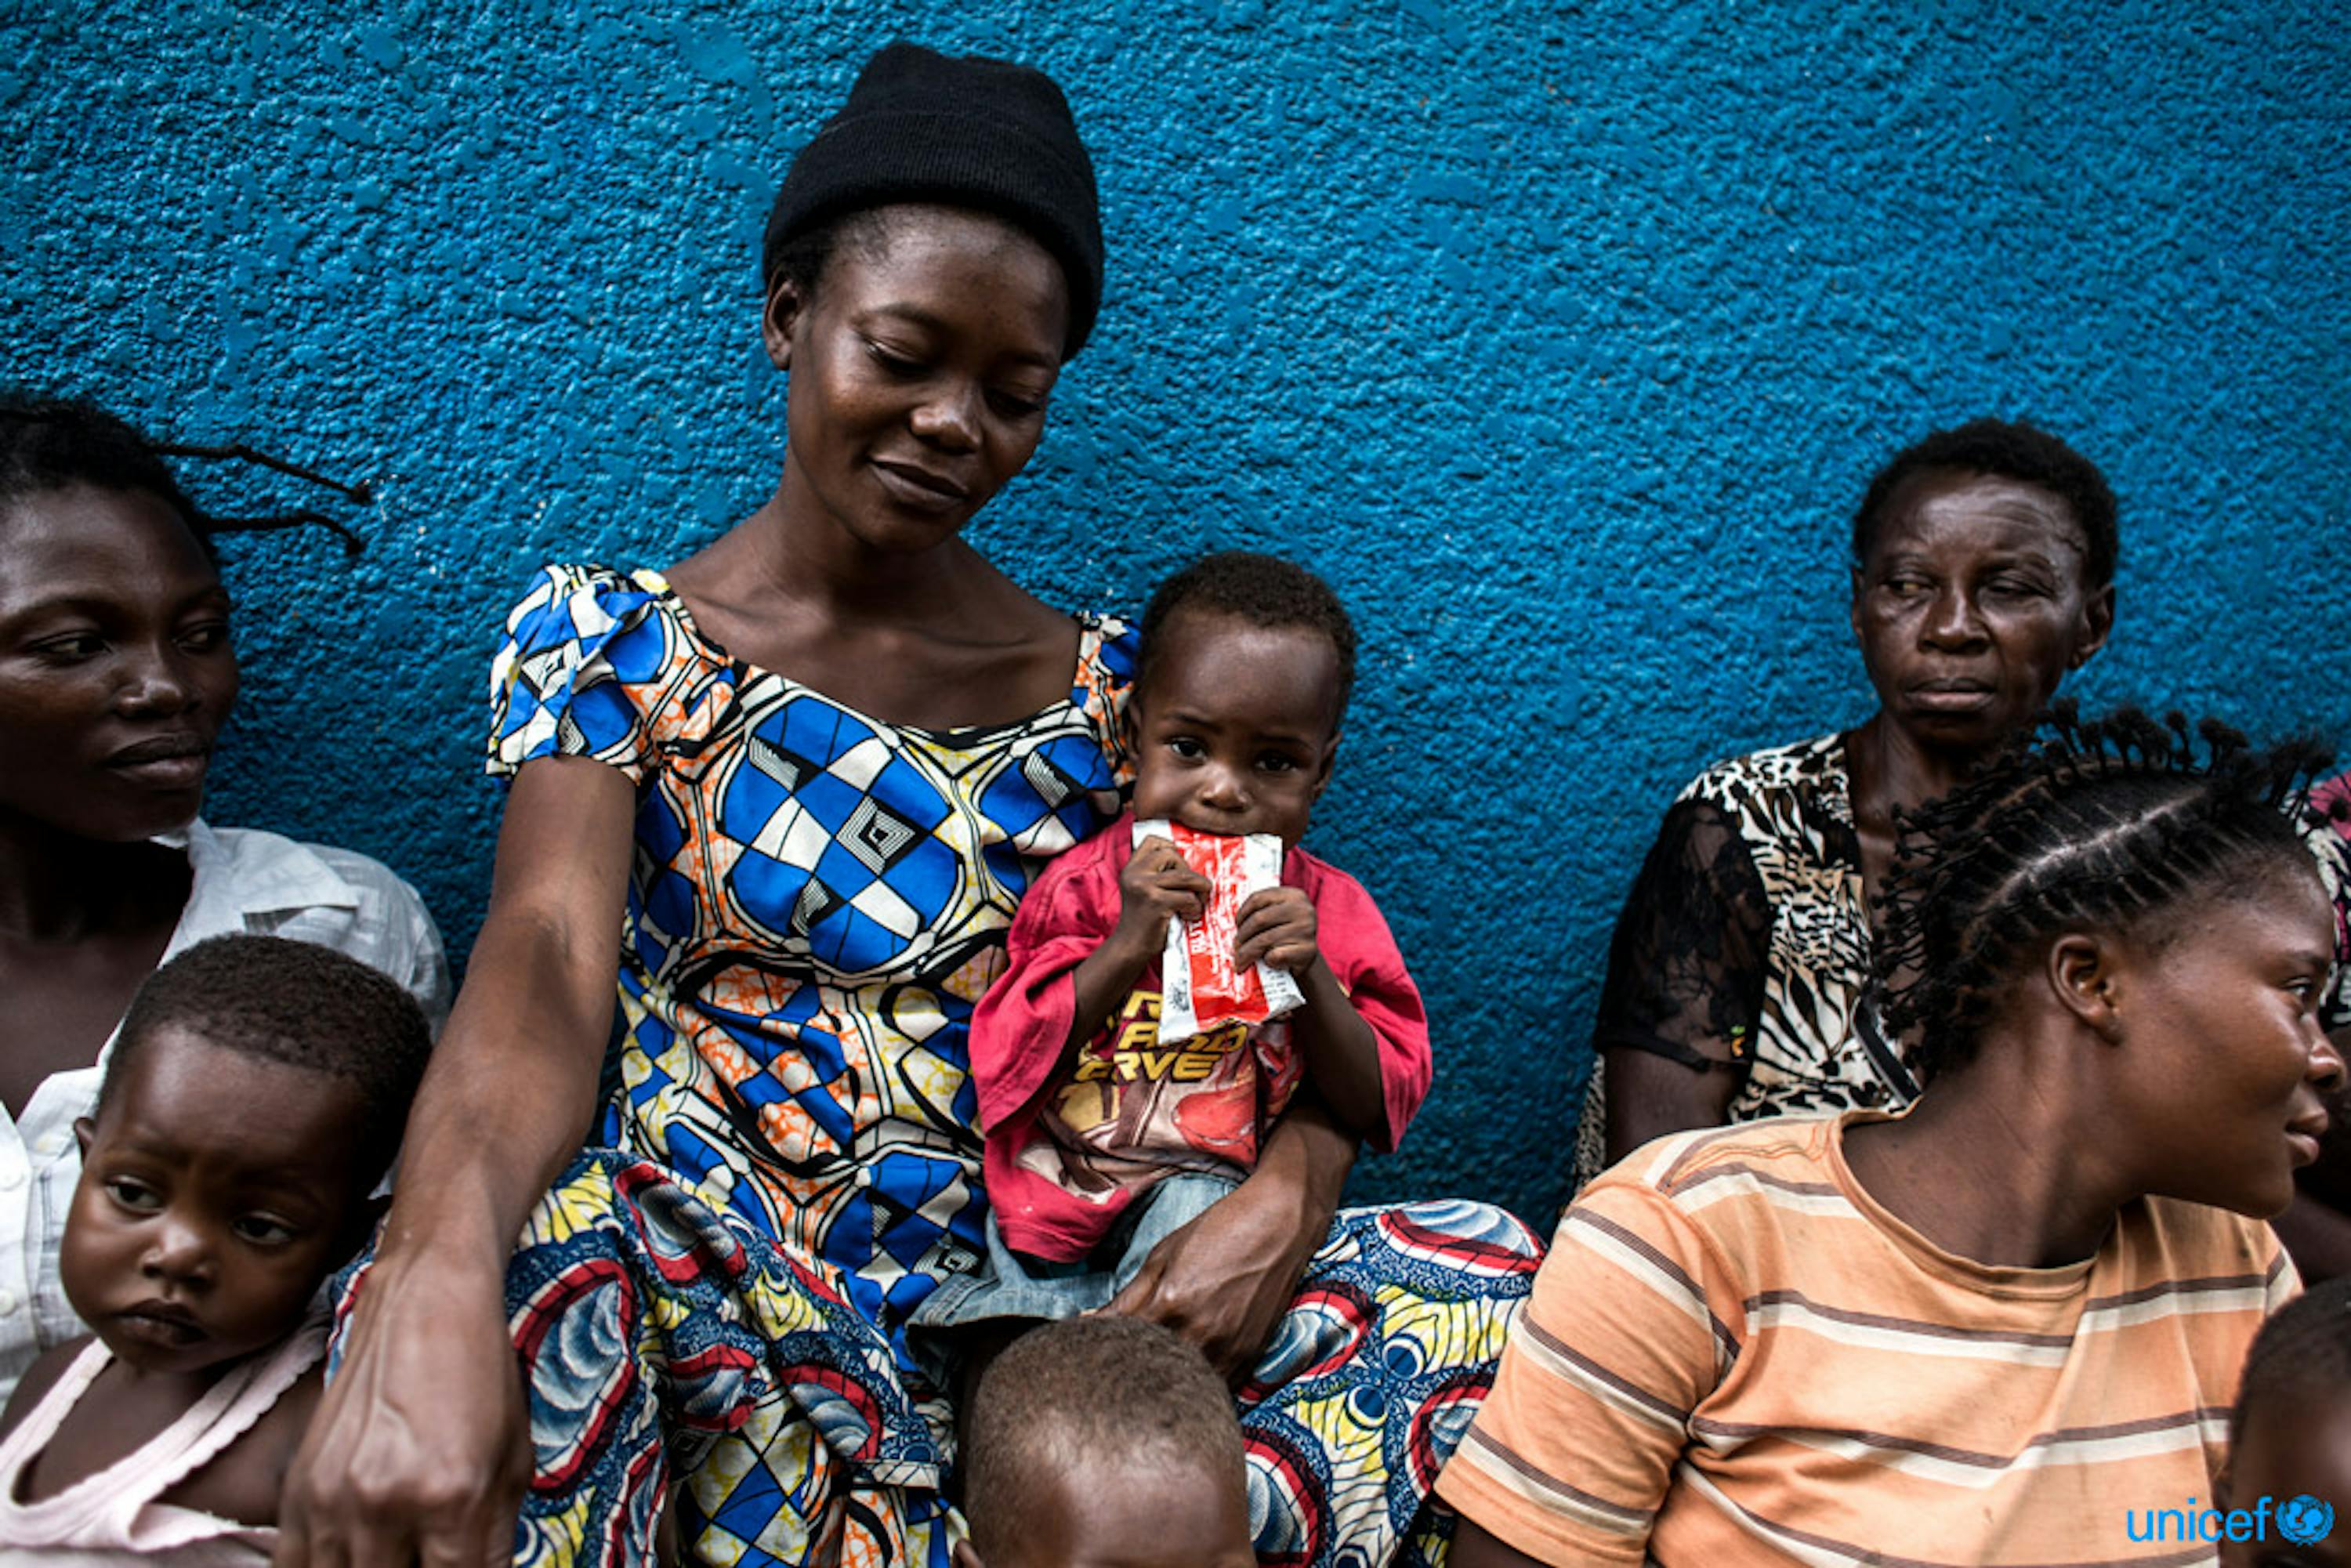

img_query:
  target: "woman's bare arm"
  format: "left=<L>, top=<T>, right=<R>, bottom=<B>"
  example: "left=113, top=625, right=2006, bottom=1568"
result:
left=1602, top=1047, right=1741, bottom=1164
left=275, top=756, right=637, bottom=1568
left=1593, top=799, right=1768, bottom=1165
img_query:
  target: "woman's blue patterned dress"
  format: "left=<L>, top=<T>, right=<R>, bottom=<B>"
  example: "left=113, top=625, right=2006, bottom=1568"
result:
left=433, top=564, right=1538, bottom=1568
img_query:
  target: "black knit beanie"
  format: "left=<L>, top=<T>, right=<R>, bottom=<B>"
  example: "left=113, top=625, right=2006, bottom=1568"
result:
left=765, top=42, right=1104, bottom=360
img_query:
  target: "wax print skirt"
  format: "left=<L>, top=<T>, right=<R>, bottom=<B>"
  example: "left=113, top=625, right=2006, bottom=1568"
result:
left=335, top=1153, right=1541, bottom=1568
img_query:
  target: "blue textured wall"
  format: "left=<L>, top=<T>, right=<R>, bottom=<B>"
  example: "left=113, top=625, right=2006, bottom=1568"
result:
left=6, top=0, right=2346, bottom=1227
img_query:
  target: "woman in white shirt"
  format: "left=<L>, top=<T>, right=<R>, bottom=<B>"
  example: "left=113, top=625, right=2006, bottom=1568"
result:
left=0, top=393, right=449, bottom=1399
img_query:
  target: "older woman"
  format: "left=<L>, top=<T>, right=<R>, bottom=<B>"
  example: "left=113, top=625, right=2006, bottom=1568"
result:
left=285, top=44, right=1533, bottom=1568
left=0, top=395, right=448, bottom=1400
left=1574, top=418, right=2117, bottom=1186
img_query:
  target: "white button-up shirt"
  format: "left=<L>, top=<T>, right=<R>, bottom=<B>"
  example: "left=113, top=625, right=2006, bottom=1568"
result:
left=0, top=820, right=450, bottom=1400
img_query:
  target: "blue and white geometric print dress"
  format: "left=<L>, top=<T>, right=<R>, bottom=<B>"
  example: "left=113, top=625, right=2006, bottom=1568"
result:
left=471, top=564, right=1541, bottom=1568
left=491, top=563, right=1132, bottom=1345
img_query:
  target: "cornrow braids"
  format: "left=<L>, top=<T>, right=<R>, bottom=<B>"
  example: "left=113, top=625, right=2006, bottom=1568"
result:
left=0, top=395, right=198, bottom=529
left=2233, top=1275, right=2351, bottom=1440
left=1872, top=702, right=2335, bottom=1084
left=0, top=393, right=371, bottom=555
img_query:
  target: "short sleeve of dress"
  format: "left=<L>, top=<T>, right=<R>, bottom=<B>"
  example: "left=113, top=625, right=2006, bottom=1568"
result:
left=486, top=565, right=680, bottom=786
left=1591, top=797, right=1770, bottom=1075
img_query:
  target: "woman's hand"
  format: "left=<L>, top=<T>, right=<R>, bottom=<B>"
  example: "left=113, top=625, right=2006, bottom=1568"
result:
left=275, top=1252, right=528, bottom=1568
left=1104, top=1095, right=1356, bottom=1385
left=274, top=757, right=636, bottom=1564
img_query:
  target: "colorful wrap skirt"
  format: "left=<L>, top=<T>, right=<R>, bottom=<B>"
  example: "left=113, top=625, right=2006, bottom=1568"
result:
left=338, top=1153, right=1540, bottom=1567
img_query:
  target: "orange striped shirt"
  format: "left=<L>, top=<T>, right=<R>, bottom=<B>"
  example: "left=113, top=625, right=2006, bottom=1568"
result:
left=1437, top=1112, right=2295, bottom=1566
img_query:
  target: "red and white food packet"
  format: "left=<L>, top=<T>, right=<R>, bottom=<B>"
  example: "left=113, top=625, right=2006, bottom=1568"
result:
left=1135, top=818, right=1306, bottom=1045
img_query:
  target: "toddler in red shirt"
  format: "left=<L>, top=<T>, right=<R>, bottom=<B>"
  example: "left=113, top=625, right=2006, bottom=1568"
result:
left=916, top=552, right=1430, bottom=1342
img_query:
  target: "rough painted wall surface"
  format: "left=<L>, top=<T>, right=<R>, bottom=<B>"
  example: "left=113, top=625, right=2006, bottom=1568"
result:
left=5, top=0, right=2346, bottom=1227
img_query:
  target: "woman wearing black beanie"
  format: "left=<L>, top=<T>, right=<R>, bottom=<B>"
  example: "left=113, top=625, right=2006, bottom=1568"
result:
left=281, top=43, right=1534, bottom=1568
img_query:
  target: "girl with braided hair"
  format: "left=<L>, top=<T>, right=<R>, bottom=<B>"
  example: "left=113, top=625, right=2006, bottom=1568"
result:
left=1444, top=706, right=2345, bottom=1568
left=0, top=393, right=448, bottom=1406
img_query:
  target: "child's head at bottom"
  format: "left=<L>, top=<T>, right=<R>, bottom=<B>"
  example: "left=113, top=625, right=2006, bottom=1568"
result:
left=65, top=933, right=431, bottom=1378
left=2222, top=1275, right=2351, bottom=1566
left=1132, top=551, right=1357, bottom=847
left=955, top=1316, right=1254, bottom=1568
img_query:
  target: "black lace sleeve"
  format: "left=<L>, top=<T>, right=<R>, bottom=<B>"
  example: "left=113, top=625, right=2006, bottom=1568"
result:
left=1592, top=797, right=1770, bottom=1077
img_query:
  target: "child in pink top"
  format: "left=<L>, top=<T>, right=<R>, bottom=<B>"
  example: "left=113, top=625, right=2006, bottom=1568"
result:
left=0, top=935, right=430, bottom=1560
left=918, top=553, right=1430, bottom=1335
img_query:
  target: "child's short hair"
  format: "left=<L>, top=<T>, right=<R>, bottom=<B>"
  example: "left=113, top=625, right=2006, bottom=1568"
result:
left=107, top=935, right=432, bottom=1190
left=1138, top=550, right=1358, bottom=726
left=962, top=1316, right=1244, bottom=1546
left=2234, top=1276, right=2351, bottom=1439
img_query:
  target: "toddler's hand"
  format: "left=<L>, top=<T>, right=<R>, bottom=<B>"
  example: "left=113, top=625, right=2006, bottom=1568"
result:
left=1234, top=886, right=1317, bottom=976
left=1114, top=835, right=1212, bottom=958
